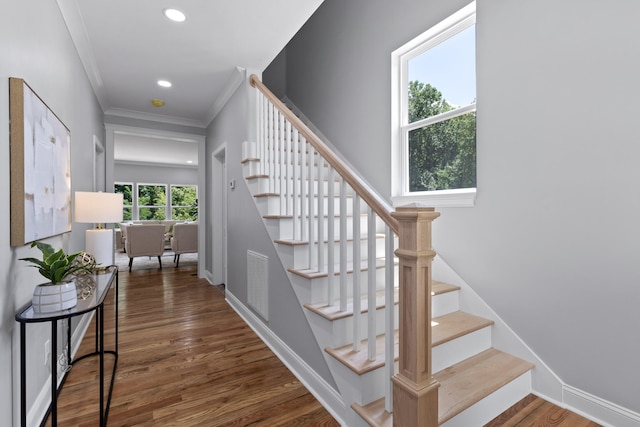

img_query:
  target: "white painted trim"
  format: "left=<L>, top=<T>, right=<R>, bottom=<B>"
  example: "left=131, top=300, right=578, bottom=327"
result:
left=104, top=107, right=207, bottom=128
left=392, top=188, right=476, bottom=208
left=56, top=0, right=106, bottom=109
left=114, top=159, right=198, bottom=169
left=562, top=385, right=640, bottom=427
left=212, top=144, right=228, bottom=286
left=226, top=291, right=348, bottom=426
left=204, top=67, right=246, bottom=127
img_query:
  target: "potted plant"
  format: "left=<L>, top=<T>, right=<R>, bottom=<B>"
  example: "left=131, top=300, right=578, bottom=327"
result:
left=20, top=242, right=93, bottom=313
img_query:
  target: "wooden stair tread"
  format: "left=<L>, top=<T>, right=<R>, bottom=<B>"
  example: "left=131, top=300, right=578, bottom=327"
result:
left=436, top=348, right=535, bottom=424
left=325, top=311, right=493, bottom=374
left=433, top=311, right=494, bottom=346
left=303, top=283, right=464, bottom=323
left=432, top=280, right=460, bottom=295
left=351, top=349, right=534, bottom=426
left=289, top=257, right=392, bottom=279
left=304, top=288, right=399, bottom=320
left=275, top=233, right=385, bottom=247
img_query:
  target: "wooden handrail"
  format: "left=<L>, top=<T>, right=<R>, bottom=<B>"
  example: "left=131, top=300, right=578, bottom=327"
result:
left=250, top=74, right=399, bottom=235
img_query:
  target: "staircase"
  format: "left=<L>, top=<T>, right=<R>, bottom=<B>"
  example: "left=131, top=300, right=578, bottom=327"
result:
left=244, top=75, right=534, bottom=426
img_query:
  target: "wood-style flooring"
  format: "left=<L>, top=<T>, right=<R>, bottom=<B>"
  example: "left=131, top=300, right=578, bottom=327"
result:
left=45, top=265, right=601, bottom=426
left=45, top=265, right=338, bottom=426
left=485, top=394, right=601, bottom=426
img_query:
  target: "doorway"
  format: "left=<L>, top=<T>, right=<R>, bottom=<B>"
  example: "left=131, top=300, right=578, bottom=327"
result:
left=212, top=144, right=227, bottom=286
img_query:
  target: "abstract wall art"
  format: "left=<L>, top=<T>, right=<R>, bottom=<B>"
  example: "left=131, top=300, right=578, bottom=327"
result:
left=9, top=78, right=71, bottom=246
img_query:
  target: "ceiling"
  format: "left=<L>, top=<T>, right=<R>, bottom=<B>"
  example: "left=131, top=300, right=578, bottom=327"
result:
left=57, top=0, right=323, bottom=165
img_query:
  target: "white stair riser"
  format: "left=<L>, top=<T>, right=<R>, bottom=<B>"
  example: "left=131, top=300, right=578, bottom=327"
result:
left=325, top=356, right=390, bottom=407
left=440, top=371, right=532, bottom=427
left=278, top=236, right=387, bottom=270
left=325, top=306, right=399, bottom=348
left=255, top=193, right=359, bottom=218
left=266, top=214, right=371, bottom=241
left=432, top=290, right=460, bottom=318
left=290, top=266, right=398, bottom=305
left=432, top=327, right=492, bottom=374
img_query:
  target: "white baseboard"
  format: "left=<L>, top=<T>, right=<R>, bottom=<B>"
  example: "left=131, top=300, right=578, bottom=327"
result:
left=561, top=385, right=640, bottom=427
left=225, top=291, right=347, bottom=426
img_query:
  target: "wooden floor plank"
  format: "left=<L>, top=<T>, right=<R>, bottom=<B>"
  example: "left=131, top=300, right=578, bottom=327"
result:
left=44, top=265, right=339, bottom=426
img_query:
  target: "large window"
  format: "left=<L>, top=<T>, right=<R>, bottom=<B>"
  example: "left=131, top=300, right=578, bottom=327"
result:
left=114, top=182, right=133, bottom=221
left=171, top=185, right=198, bottom=221
left=392, top=2, right=476, bottom=207
left=138, top=184, right=167, bottom=220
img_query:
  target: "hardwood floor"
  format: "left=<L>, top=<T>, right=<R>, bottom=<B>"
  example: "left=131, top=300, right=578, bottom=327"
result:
left=45, top=265, right=338, bottom=426
left=45, top=265, right=601, bottom=426
left=484, top=394, right=601, bottom=427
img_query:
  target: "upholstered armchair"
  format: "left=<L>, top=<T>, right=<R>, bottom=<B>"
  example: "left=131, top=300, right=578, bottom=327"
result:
left=124, top=224, right=166, bottom=271
left=170, top=223, right=198, bottom=267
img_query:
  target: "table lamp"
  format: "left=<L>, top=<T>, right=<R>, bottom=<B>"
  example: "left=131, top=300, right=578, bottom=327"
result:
left=74, top=191, right=123, bottom=268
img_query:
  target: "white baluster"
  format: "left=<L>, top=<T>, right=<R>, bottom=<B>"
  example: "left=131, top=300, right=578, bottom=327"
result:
left=285, top=120, right=292, bottom=216
left=317, top=157, right=325, bottom=274
left=300, top=138, right=308, bottom=243
left=339, top=178, right=347, bottom=312
left=308, top=148, right=316, bottom=270
left=279, top=112, right=285, bottom=214
left=327, top=166, right=335, bottom=306
left=292, top=129, right=300, bottom=240
left=352, top=193, right=361, bottom=352
left=368, top=207, right=376, bottom=361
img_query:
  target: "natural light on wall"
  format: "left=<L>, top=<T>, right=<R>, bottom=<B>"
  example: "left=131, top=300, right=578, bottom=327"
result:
left=391, top=1, right=476, bottom=207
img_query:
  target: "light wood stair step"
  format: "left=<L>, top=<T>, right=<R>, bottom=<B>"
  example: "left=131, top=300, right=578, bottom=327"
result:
left=325, top=311, right=494, bottom=375
left=352, top=348, right=535, bottom=426
left=304, top=288, right=399, bottom=321
left=289, top=256, right=391, bottom=280
left=303, top=281, right=459, bottom=321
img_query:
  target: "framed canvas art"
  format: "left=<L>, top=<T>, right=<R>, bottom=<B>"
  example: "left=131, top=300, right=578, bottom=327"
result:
left=9, top=78, right=72, bottom=246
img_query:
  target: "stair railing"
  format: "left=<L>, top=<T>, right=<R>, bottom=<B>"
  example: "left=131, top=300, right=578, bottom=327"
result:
left=250, top=75, right=439, bottom=422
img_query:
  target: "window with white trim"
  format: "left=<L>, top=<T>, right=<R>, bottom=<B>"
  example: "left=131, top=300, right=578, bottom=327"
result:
left=114, top=182, right=133, bottom=221
left=138, top=183, right=167, bottom=220
left=392, top=2, right=476, bottom=207
left=170, top=185, right=198, bottom=221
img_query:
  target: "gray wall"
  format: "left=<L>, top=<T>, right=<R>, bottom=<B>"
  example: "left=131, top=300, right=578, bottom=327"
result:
left=277, top=0, right=640, bottom=413
left=0, top=0, right=104, bottom=424
left=205, top=77, right=337, bottom=390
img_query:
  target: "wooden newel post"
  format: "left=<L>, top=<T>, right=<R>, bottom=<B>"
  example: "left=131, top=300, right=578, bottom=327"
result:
left=391, top=204, right=440, bottom=427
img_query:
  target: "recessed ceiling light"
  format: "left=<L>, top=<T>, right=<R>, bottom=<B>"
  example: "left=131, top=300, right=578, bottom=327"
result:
left=157, top=80, right=172, bottom=88
left=163, top=8, right=186, bottom=22
left=186, top=160, right=193, bottom=164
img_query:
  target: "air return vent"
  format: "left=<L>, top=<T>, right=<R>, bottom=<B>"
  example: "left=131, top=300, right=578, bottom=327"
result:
left=247, top=250, right=269, bottom=321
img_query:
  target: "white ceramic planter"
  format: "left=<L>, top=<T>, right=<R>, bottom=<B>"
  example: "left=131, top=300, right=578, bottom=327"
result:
left=32, top=281, right=77, bottom=313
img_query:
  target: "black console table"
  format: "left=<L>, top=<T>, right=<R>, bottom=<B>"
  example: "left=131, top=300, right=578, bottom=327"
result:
left=15, top=266, right=119, bottom=427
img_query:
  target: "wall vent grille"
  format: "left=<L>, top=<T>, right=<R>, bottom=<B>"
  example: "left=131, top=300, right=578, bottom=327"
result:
left=247, top=250, right=268, bottom=321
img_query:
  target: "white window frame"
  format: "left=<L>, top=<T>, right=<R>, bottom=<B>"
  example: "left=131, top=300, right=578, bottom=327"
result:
left=170, top=184, right=198, bottom=220
left=137, top=183, right=168, bottom=220
left=391, top=1, right=476, bottom=208
left=114, top=182, right=134, bottom=221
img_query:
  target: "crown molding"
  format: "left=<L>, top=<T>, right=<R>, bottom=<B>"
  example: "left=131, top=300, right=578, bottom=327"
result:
left=56, top=0, right=107, bottom=110
left=203, top=67, right=246, bottom=126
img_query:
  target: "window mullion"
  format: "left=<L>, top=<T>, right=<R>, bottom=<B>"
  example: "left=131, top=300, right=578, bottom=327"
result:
left=404, top=103, right=476, bottom=132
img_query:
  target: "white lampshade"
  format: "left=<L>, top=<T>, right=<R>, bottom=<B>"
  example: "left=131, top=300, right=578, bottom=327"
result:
left=74, top=191, right=123, bottom=224
left=74, top=192, right=123, bottom=268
